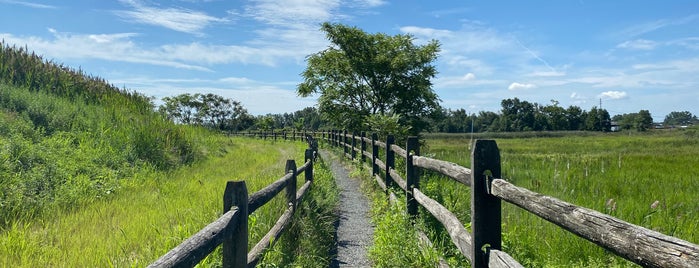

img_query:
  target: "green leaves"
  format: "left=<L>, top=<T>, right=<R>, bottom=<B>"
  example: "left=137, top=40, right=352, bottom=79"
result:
left=298, top=23, right=441, bottom=134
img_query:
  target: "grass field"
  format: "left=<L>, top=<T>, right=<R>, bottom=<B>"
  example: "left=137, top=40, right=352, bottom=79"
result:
left=418, top=130, right=699, bottom=267
left=0, top=137, right=336, bottom=267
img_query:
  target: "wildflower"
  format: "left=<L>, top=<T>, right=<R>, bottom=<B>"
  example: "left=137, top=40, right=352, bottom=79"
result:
left=650, top=200, right=660, bottom=209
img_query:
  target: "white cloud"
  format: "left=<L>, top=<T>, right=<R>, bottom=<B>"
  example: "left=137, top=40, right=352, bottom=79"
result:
left=618, top=14, right=699, bottom=39
left=508, top=82, right=536, bottom=90
left=115, top=0, right=228, bottom=34
left=598, top=91, right=628, bottom=100
left=435, top=73, right=478, bottom=88
left=617, top=39, right=657, bottom=50
left=0, top=0, right=56, bottom=9
left=527, top=71, right=566, bottom=77
left=353, top=0, right=386, bottom=8
left=245, top=0, right=341, bottom=26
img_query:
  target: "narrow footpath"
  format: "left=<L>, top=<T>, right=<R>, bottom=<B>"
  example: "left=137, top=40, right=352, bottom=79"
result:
left=320, top=150, right=374, bottom=268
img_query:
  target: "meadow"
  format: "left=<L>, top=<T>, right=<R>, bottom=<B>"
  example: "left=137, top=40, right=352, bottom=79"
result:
left=416, top=130, right=699, bottom=267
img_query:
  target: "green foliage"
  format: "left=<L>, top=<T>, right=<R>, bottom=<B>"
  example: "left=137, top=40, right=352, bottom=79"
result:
left=298, top=22, right=441, bottom=134
left=612, top=109, right=653, bottom=131
left=365, top=113, right=411, bottom=142
left=664, top=111, right=698, bottom=126
left=159, top=93, right=250, bottom=131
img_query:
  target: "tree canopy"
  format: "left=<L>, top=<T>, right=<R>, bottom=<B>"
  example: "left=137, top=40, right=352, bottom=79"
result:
left=158, top=93, right=251, bottom=131
left=298, top=22, right=441, bottom=134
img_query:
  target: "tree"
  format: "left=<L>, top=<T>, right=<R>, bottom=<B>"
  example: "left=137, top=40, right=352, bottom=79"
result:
left=159, top=93, right=249, bottom=130
left=664, top=111, right=698, bottom=126
left=298, top=22, right=441, bottom=134
left=585, top=106, right=611, bottom=131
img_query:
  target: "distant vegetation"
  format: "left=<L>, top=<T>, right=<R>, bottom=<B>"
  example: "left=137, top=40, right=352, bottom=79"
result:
left=0, top=41, right=202, bottom=227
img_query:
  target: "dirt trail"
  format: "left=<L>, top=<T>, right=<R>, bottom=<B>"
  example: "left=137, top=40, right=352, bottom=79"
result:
left=320, top=150, right=374, bottom=268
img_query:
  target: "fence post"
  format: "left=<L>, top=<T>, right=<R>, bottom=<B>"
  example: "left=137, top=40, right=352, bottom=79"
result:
left=371, top=133, right=379, bottom=176
left=344, top=130, right=349, bottom=156
left=274, top=131, right=277, bottom=141
left=222, top=181, right=248, bottom=268
left=351, top=132, right=357, bottom=160
left=470, top=140, right=502, bottom=268
left=360, top=131, right=367, bottom=163
left=406, top=136, right=420, bottom=218
left=285, top=160, right=298, bottom=212
left=385, top=135, right=395, bottom=192
left=305, top=149, right=314, bottom=182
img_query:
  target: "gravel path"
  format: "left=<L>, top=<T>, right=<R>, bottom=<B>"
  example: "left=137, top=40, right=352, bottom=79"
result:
left=321, top=150, right=374, bottom=268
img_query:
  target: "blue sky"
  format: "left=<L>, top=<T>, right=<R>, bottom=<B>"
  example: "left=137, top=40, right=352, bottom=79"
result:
left=1, top=0, right=698, bottom=121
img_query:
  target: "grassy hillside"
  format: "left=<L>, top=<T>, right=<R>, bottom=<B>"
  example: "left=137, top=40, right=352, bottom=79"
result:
left=0, top=42, right=202, bottom=227
left=419, top=131, right=699, bottom=267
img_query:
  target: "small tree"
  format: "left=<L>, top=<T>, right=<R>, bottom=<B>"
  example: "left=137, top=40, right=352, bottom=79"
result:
left=298, top=22, right=441, bottom=134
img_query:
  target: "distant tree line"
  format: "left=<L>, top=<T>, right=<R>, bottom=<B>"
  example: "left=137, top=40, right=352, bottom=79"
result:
left=158, top=94, right=697, bottom=134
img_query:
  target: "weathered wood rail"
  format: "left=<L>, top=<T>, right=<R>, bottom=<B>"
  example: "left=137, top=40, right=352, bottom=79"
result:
left=149, top=143, right=316, bottom=268
left=311, top=130, right=699, bottom=268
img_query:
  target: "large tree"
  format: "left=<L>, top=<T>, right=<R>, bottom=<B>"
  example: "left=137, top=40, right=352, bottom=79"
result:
left=159, top=93, right=249, bottom=130
left=298, top=22, right=441, bottom=134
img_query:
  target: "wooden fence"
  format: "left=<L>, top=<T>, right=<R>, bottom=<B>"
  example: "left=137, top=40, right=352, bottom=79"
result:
left=148, top=144, right=316, bottom=268
left=314, top=130, right=699, bottom=268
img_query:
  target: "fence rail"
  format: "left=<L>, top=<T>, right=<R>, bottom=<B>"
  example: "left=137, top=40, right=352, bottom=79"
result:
left=311, top=130, right=699, bottom=268
left=149, top=141, right=316, bottom=268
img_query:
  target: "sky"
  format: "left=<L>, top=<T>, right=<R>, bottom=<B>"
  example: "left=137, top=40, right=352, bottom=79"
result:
left=1, top=0, right=698, bottom=121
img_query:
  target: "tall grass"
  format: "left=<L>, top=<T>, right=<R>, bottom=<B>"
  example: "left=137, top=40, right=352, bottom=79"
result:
left=419, top=131, right=699, bottom=267
left=0, top=42, right=200, bottom=227
left=0, top=137, right=337, bottom=266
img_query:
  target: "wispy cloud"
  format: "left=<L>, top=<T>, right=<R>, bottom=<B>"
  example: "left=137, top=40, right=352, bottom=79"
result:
left=599, top=91, right=628, bottom=100
left=0, top=0, right=56, bottom=9
left=617, top=39, right=657, bottom=50
left=617, top=14, right=699, bottom=38
left=508, top=82, right=536, bottom=90
left=114, top=0, right=228, bottom=35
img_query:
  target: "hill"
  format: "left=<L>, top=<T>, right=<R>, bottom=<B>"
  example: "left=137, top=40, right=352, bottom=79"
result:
left=0, top=41, right=201, bottom=227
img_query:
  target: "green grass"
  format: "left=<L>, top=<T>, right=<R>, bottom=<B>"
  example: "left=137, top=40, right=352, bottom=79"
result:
left=418, top=130, right=699, bottom=267
left=0, top=137, right=337, bottom=267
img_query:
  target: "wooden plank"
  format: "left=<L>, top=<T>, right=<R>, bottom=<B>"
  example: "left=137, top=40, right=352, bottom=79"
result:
left=488, top=249, right=523, bottom=268
left=490, top=178, right=699, bottom=268
left=390, top=144, right=408, bottom=159
left=375, top=174, right=386, bottom=191
left=248, top=173, right=292, bottom=214
left=413, top=156, right=472, bottom=186
left=375, top=158, right=386, bottom=171
left=296, top=160, right=311, bottom=174
left=362, top=150, right=373, bottom=160
left=295, top=180, right=312, bottom=204
left=389, top=168, right=407, bottom=191
left=413, top=188, right=472, bottom=260
left=247, top=206, right=295, bottom=267
left=375, top=140, right=386, bottom=149
left=149, top=209, right=240, bottom=268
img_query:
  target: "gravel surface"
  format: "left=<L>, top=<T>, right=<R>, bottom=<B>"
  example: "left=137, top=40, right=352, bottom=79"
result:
left=321, top=150, right=374, bottom=268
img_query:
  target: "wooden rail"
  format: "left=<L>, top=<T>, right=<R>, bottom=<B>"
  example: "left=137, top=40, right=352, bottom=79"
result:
left=149, top=141, right=317, bottom=268
left=316, top=130, right=699, bottom=268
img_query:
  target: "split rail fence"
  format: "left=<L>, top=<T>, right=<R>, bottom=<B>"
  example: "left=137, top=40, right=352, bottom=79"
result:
left=149, top=144, right=316, bottom=268
left=314, top=130, right=698, bottom=268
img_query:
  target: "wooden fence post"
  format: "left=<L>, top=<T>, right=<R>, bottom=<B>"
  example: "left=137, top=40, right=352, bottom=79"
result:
left=360, top=132, right=367, bottom=163
left=371, top=133, right=379, bottom=176
left=305, top=149, right=314, bottom=182
left=344, top=130, right=349, bottom=156
left=286, top=160, right=297, bottom=211
left=406, top=136, right=420, bottom=218
left=471, top=140, right=502, bottom=268
left=351, top=132, right=357, bottom=160
left=385, top=135, right=395, bottom=192
left=222, top=181, right=248, bottom=268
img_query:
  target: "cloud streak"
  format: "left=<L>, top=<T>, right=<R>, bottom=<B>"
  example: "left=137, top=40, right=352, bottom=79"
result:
left=115, top=0, right=228, bottom=35
left=0, top=0, right=56, bottom=9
